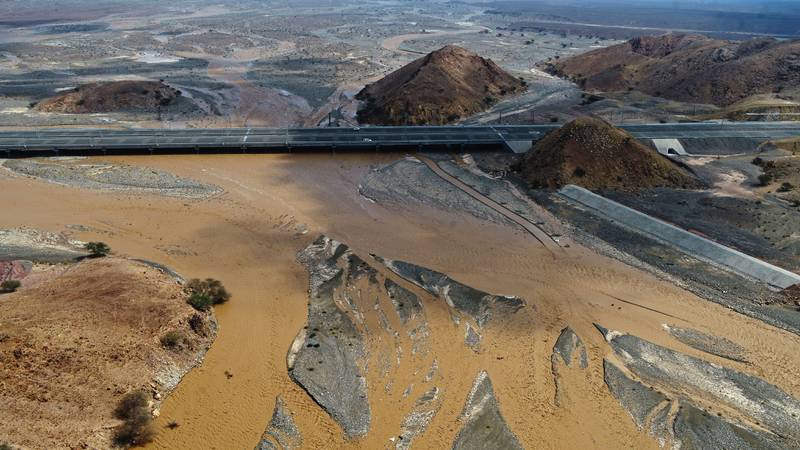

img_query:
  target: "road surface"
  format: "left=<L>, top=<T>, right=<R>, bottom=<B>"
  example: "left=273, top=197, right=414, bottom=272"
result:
left=0, top=122, right=799, bottom=157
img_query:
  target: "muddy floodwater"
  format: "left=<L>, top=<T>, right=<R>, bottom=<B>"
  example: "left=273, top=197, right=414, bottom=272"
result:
left=2, top=154, right=800, bottom=449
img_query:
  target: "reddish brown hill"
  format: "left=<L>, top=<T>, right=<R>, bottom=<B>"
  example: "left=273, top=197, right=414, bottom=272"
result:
left=543, top=33, right=800, bottom=107
left=35, top=80, right=181, bottom=114
left=517, top=116, right=702, bottom=190
left=356, top=45, right=526, bottom=125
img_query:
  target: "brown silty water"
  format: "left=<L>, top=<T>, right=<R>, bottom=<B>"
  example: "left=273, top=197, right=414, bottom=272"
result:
left=1, top=154, right=799, bottom=449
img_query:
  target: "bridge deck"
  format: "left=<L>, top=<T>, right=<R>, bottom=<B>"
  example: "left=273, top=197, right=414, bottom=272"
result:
left=0, top=123, right=798, bottom=157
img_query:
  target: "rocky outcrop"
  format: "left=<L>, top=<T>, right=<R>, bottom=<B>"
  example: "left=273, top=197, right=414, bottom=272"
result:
left=356, top=45, right=526, bottom=125
left=551, top=327, right=589, bottom=406
left=0, top=260, right=32, bottom=282
left=552, top=327, right=588, bottom=369
left=452, top=371, right=523, bottom=450
left=375, top=256, right=525, bottom=327
left=597, top=324, right=800, bottom=448
left=516, top=117, right=703, bottom=191
left=662, top=324, right=748, bottom=363
left=289, top=236, right=371, bottom=438
left=255, top=396, right=302, bottom=450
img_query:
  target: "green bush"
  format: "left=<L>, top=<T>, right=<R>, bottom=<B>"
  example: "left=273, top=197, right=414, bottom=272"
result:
left=187, top=293, right=213, bottom=311
left=85, top=242, right=111, bottom=257
left=778, top=182, right=794, bottom=193
left=758, top=174, right=773, bottom=186
left=186, top=278, right=230, bottom=305
left=0, top=443, right=12, bottom=450
left=113, top=390, right=154, bottom=447
left=0, top=280, right=21, bottom=293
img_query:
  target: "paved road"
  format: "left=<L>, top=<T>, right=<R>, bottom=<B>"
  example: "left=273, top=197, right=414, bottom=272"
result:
left=0, top=123, right=799, bottom=157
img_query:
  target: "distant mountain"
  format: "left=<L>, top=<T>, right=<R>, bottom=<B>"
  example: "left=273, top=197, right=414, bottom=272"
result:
left=356, top=45, right=526, bottom=125
left=516, top=116, right=703, bottom=191
left=35, top=80, right=183, bottom=114
left=542, top=33, right=800, bottom=107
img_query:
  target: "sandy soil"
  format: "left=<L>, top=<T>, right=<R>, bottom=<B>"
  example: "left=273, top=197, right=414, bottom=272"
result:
left=1, top=154, right=799, bottom=449
left=0, top=257, right=215, bottom=449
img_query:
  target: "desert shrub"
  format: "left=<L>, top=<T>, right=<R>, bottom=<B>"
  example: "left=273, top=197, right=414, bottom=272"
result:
left=572, top=167, right=587, bottom=178
left=114, top=391, right=149, bottom=421
left=186, top=278, right=230, bottom=305
left=0, top=443, right=12, bottom=450
left=187, top=293, right=213, bottom=311
left=778, top=182, right=794, bottom=192
left=188, top=313, right=208, bottom=336
left=758, top=174, right=773, bottom=186
left=113, top=415, right=154, bottom=447
left=160, top=331, right=184, bottom=350
left=113, top=390, right=154, bottom=447
left=0, top=280, right=21, bottom=293
left=752, top=157, right=764, bottom=166
left=85, top=242, right=111, bottom=257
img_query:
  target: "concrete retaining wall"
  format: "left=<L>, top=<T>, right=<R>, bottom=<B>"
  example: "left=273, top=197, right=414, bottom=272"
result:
left=558, top=185, right=800, bottom=289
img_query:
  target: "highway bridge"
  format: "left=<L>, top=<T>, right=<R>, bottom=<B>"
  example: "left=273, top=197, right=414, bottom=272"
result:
left=1, top=122, right=799, bottom=157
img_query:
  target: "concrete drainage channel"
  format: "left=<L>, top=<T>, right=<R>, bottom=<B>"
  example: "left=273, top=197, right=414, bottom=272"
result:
left=557, top=185, right=800, bottom=290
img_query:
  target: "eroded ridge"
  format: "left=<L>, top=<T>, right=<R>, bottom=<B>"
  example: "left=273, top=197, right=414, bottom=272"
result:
left=597, top=324, right=799, bottom=449
left=452, top=370, right=524, bottom=450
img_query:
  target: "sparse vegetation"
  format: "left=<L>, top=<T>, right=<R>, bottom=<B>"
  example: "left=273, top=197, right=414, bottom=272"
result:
left=187, top=293, right=214, bottom=311
left=186, top=278, right=230, bottom=305
left=188, top=313, right=209, bottom=336
left=160, top=331, right=186, bottom=350
left=758, top=174, right=773, bottom=186
left=0, top=280, right=21, bottom=293
left=85, top=242, right=111, bottom=257
left=778, top=182, right=794, bottom=193
left=113, top=390, right=155, bottom=447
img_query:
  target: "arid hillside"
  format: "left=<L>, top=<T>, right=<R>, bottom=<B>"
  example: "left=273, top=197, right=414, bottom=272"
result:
left=543, top=33, right=800, bottom=107
left=35, top=80, right=185, bottom=114
left=0, top=256, right=216, bottom=449
left=356, top=45, right=526, bottom=125
left=516, top=116, right=702, bottom=190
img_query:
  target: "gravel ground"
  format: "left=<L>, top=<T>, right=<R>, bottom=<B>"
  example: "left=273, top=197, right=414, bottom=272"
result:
left=604, top=188, right=800, bottom=273
left=3, top=158, right=221, bottom=198
left=523, top=187, right=800, bottom=335
left=0, top=227, right=87, bottom=262
left=359, top=157, right=513, bottom=226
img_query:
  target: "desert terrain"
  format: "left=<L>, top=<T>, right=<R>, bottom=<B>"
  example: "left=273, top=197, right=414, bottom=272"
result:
left=3, top=1, right=800, bottom=449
